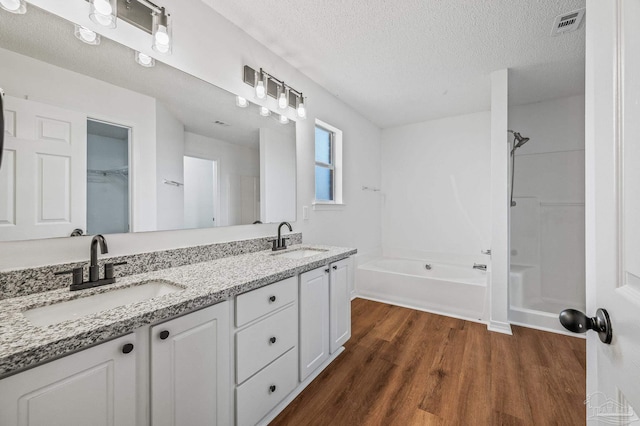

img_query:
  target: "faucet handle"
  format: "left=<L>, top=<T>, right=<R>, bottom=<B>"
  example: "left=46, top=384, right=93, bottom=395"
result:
left=104, top=261, right=127, bottom=280
left=268, top=239, right=278, bottom=250
left=281, top=237, right=290, bottom=249
left=55, top=267, right=84, bottom=286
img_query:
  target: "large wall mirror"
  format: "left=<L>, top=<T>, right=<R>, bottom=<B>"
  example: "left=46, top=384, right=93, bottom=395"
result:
left=0, top=5, right=296, bottom=242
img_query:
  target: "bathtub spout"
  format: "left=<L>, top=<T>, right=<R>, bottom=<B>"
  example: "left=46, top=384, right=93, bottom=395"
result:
left=473, top=263, right=487, bottom=271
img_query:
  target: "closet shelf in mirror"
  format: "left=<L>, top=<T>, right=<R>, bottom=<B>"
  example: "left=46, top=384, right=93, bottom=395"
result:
left=163, top=179, right=184, bottom=187
left=87, top=167, right=129, bottom=178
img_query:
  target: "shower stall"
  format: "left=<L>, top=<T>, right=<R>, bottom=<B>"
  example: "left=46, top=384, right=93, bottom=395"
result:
left=507, top=96, right=586, bottom=333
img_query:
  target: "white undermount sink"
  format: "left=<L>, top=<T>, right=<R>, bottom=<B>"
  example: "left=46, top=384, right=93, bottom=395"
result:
left=23, top=281, right=183, bottom=327
left=273, top=248, right=327, bottom=259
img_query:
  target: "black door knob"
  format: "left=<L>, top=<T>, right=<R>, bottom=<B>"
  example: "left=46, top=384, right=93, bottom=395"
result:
left=269, top=336, right=277, bottom=344
left=559, top=308, right=612, bottom=344
left=122, top=343, right=134, bottom=354
left=269, top=385, right=277, bottom=393
left=269, top=295, right=276, bottom=303
left=159, top=330, right=170, bottom=340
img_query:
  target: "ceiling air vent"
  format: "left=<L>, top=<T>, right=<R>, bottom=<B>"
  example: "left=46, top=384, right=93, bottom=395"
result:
left=212, top=120, right=230, bottom=127
left=551, top=8, right=585, bottom=36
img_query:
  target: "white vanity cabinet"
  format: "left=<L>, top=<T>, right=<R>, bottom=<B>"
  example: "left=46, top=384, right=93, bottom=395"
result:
left=150, top=302, right=230, bottom=426
left=234, top=276, right=299, bottom=426
left=300, top=257, right=353, bottom=381
left=0, top=333, right=137, bottom=426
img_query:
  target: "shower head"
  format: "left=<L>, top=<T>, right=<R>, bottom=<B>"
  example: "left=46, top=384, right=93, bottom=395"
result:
left=508, top=130, right=531, bottom=155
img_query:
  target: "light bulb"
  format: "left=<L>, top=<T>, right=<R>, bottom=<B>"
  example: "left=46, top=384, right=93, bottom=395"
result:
left=90, top=0, right=116, bottom=28
left=260, top=106, right=271, bottom=117
left=297, top=100, right=306, bottom=119
left=255, top=80, right=265, bottom=99
left=154, top=25, right=169, bottom=45
left=279, top=114, right=289, bottom=124
left=135, top=52, right=155, bottom=67
left=93, top=0, right=112, bottom=15
left=278, top=90, right=288, bottom=109
left=236, top=96, right=248, bottom=108
left=1, top=0, right=20, bottom=11
left=74, top=25, right=100, bottom=45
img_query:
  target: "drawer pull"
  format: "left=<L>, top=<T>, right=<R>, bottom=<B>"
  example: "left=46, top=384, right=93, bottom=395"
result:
left=269, top=295, right=276, bottom=303
left=324, top=268, right=330, bottom=273
left=159, top=330, right=170, bottom=340
left=122, top=343, right=134, bottom=354
left=332, top=265, right=338, bottom=270
left=269, top=385, right=277, bottom=393
left=269, top=336, right=277, bottom=344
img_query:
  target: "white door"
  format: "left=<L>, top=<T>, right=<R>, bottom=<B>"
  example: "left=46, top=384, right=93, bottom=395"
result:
left=299, top=266, right=330, bottom=381
left=0, top=96, right=86, bottom=241
left=329, top=257, right=352, bottom=354
left=583, top=0, right=640, bottom=422
left=0, top=334, right=137, bottom=426
left=150, top=302, right=230, bottom=426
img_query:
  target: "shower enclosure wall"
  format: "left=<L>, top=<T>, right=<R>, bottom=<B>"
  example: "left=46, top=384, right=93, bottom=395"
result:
left=508, top=95, right=586, bottom=333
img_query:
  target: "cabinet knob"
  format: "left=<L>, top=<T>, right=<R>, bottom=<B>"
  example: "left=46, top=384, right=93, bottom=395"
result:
left=324, top=268, right=330, bottom=273
left=159, top=330, right=170, bottom=340
left=332, top=265, right=338, bottom=270
left=269, top=336, right=277, bottom=344
left=269, top=385, right=277, bottom=393
left=269, top=295, right=276, bottom=303
left=122, top=343, right=134, bottom=354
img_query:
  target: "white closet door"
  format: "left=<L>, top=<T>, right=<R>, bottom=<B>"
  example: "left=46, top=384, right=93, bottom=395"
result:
left=1, top=95, right=86, bottom=241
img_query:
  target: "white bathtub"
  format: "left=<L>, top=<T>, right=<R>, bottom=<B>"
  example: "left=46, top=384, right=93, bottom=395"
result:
left=356, top=257, right=488, bottom=322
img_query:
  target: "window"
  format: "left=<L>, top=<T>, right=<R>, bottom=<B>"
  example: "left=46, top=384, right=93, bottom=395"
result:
left=314, top=119, right=343, bottom=207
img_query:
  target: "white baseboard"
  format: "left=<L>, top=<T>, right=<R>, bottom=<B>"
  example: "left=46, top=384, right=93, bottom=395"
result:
left=487, top=320, right=513, bottom=335
left=354, top=294, right=487, bottom=325
left=257, top=347, right=346, bottom=426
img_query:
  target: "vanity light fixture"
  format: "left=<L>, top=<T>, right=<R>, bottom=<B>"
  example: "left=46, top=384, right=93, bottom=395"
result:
left=243, top=65, right=306, bottom=118
left=260, top=106, right=271, bottom=117
left=89, top=0, right=117, bottom=28
left=152, top=7, right=171, bottom=54
left=74, top=25, right=101, bottom=45
left=135, top=51, right=155, bottom=67
left=236, top=96, right=248, bottom=108
left=297, top=96, right=306, bottom=119
left=0, top=0, right=26, bottom=14
left=278, top=114, right=289, bottom=124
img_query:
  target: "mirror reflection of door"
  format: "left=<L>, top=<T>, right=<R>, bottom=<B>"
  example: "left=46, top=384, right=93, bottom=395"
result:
left=86, top=120, right=130, bottom=235
left=183, top=156, right=218, bottom=229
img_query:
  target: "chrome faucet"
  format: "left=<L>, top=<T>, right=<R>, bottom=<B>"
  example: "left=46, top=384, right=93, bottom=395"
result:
left=90, top=234, right=108, bottom=282
left=473, top=263, right=487, bottom=271
left=271, top=222, right=293, bottom=251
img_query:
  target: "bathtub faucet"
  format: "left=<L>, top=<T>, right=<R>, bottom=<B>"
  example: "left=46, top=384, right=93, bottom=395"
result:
left=473, top=263, right=487, bottom=271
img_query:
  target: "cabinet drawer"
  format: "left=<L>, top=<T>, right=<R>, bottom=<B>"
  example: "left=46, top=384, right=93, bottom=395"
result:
left=236, top=304, right=297, bottom=384
left=236, top=276, right=297, bottom=327
left=236, top=348, right=298, bottom=426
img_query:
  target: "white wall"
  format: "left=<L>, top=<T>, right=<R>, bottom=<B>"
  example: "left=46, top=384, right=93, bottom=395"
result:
left=0, top=47, right=158, bottom=233
left=184, top=132, right=259, bottom=227
left=0, top=0, right=382, bottom=269
left=509, top=95, right=585, bottom=308
left=381, top=111, right=491, bottom=260
left=155, top=102, right=185, bottom=231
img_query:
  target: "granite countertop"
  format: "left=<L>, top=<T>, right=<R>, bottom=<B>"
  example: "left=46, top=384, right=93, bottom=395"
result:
left=0, top=244, right=356, bottom=377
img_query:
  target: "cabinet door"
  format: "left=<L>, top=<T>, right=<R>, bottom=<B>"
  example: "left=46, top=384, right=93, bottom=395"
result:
left=0, top=334, right=136, bottom=426
left=150, top=302, right=230, bottom=426
left=299, top=266, right=330, bottom=381
left=330, top=257, right=352, bottom=353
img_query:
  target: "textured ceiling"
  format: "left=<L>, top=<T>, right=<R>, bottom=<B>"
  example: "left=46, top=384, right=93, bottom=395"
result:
left=0, top=5, right=293, bottom=148
left=205, top=0, right=586, bottom=128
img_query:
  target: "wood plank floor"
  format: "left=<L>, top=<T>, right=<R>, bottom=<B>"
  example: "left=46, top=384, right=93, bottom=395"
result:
left=271, top=298, right=586, bottom=426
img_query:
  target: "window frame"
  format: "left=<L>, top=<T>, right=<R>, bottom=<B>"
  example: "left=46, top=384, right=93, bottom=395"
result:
left=313, top=119, right=344, bottom=208
left=314, top=124, right=335, bottom=202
